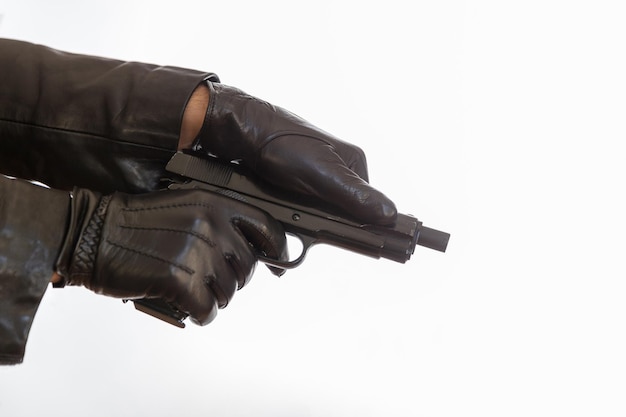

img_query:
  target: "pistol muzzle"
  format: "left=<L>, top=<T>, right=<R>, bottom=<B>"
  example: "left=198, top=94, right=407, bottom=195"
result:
left=417, top=226, right=450, bottom=253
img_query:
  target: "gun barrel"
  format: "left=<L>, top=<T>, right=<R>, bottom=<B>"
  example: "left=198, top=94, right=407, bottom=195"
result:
left=417, top=226, right=450, bottom=253
left=166, top=151, right=451, bottom=264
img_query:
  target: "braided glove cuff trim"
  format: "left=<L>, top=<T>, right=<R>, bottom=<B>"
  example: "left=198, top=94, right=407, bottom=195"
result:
left=68, top=194, right=111, bottom=279
left=54, top=188, right=105, bottom=287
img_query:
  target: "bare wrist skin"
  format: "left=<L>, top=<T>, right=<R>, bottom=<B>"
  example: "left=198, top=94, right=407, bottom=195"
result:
left=178, top=83, right=209, bottom=150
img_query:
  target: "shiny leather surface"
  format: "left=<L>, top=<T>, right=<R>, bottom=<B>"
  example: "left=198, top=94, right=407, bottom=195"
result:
left=0, top=38, right=218, bottom=193
left=0, top=176, right=69, bottom=364
left=196, top=82, right=397, bottom=225
left=55, top=187, right=288, bottom=325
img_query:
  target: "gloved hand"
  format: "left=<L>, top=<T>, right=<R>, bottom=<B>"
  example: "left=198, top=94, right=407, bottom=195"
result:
left=193, top=82, right=398, bottom=225
left=55, top=187, right=288, bottom=325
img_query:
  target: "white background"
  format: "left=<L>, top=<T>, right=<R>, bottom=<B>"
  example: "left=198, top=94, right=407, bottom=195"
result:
left=1, top=1, right=625, bottom=416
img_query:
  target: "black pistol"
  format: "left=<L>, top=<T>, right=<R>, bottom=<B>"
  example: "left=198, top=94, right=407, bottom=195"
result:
left=131, top=151, right=450, bottom=327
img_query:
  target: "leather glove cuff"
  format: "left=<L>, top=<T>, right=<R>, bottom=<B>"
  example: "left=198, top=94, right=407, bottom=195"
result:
left=193, top=81, right=295, bottom=166
left=54, top=188, right=111, bottom=287
left=193, top=81, right=253, bottom=163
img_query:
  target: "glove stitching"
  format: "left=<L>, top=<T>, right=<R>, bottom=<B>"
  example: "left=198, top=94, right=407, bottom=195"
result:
left=119, top=225, right=215, bottom=248
left=69, top=195, right=112, bottom=280
left=105, top=238, right=195, bottom=275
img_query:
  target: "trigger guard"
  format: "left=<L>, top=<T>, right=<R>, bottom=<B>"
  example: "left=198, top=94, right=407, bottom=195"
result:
left=257, top=234, right=316, bottom=270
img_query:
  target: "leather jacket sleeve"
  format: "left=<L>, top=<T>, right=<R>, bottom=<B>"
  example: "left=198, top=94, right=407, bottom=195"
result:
left=0, top=38, right=219, bottom=193
left=0, top=176, right=70, bottom=365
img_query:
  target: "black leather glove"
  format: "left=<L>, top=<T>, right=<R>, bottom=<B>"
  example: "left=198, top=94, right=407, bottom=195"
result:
left=55, top=187, right=288, bottom=325
left=194, top=82, right=398, bottom=225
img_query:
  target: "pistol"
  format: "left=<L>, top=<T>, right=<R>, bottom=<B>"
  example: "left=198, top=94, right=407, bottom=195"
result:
left=131, top=151, right=450, bottom=327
